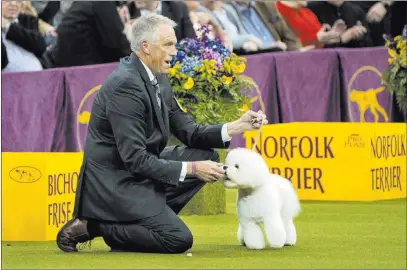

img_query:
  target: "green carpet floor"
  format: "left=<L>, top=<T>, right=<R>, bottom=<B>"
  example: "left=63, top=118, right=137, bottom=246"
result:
left=2, top=190, right=406, bottom=269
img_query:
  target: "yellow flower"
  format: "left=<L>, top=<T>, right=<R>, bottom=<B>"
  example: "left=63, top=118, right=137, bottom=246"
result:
left=232, top=62, right=246, bottom=74
left=183, top=77, right=194, bottom=90
left=388, top=58, right=395, bottom=65
left=196, top=59, right=217, bottom=76
left=169, top=62, right=183, bottom=79
left=388, top=48, right=398, bottom=58
left=168, top=68, right=177, bottom=77
left=240, top=104, right=250, bottom=112
left=221, top=75, right=233, bottom=85
left=394, top=36, right=402, bottom=42
left=401, top=58, right=407, bottom=68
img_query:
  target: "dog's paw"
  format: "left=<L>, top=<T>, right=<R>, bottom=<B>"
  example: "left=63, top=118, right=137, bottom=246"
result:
left=269, top=243, right=284, bottom=249
left=246, top=244, right=265, bottom=250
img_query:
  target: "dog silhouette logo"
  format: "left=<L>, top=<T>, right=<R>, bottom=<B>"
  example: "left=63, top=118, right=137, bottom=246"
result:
left=347, top=66, right=389, bottom=122
left=76, top=85, right=101, bottom=151
left=9, top=166, right=42, bottom=183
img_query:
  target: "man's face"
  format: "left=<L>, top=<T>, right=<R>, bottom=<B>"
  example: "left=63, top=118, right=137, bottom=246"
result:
left=144, top=23, right=177, bottom=74
left=2, top=1, right=22, bottom=20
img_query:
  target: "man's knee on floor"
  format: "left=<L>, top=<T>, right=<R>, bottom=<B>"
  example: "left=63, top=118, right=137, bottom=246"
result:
left=164, top=228, right=193, bottom=254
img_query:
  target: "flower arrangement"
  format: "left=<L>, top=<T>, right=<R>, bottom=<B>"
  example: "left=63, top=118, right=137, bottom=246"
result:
left=168, top=25, right=258, bottom=125
left=381, top=25, right=407, bottom=114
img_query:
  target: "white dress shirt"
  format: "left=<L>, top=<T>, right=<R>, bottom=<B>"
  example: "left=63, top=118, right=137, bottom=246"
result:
left=139, top=60, right=232, bottom=182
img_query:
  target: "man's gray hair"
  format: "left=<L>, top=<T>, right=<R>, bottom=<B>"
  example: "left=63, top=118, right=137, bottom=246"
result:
left=127, top=13, right=177, bottom=52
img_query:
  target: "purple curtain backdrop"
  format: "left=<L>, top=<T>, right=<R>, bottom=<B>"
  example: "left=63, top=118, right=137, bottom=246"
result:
left=337, top=47, right=393, bottom=122
left=63, top=63, right=118, bottom=151
left=274, top=49, right=342, bottom=122
left=230, top=52, right=279, bottom=149
left=1, top=47, right=395, bottom=152
left=2, top=69, right=65, bottom=151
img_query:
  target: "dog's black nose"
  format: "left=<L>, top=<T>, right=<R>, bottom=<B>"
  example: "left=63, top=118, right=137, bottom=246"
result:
left=223, top=166, right=228, bottom=170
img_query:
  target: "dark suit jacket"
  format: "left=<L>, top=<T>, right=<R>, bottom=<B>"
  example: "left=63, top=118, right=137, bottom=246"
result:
left=51, top=1, right=131, bottom=67
left=2, top=38, right=8, bottom=69
left=127, top=1, right=195, bottom=42
left=74, top=53, right=229, bottom=222
left=3, top=14, right=46, bottom=59
left=253, top=2, right=302, bottom=51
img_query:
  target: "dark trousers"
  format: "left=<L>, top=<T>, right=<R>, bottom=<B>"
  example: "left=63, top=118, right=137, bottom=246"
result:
left=88, top=146, right=219, bottom=254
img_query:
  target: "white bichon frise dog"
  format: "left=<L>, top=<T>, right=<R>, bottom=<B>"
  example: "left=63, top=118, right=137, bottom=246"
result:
left=220, top=147, right=301, bottom=250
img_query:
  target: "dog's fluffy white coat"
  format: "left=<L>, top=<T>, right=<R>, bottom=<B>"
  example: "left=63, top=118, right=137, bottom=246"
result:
left=220, top=148, right=301, bottom=250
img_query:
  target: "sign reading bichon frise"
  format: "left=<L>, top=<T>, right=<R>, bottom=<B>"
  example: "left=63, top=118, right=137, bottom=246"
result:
left=220, top=148, right=301, bottom=250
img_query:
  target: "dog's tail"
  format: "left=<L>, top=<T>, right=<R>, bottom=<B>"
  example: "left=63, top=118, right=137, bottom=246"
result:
left=276, top=175, right=301, bottom=218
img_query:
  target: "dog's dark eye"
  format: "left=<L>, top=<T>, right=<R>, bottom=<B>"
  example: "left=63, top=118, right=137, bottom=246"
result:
left=235, top=164, right=239, bottom=169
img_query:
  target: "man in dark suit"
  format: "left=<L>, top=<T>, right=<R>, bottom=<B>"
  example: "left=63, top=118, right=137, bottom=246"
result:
left=126, top=0, right=195, bottom=41
left=48, top=1, right=131, bottom=67
left=56, top=13, right=267, bottom=254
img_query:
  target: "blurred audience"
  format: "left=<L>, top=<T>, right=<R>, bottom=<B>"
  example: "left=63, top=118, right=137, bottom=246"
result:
left=194, top=1, right=262, bottom=53
left=1, top=0, right=46, bottom=72
left=21, top=1, right=57, bottom=47
left=227, top=0, right=303, bottom=52
left=276, top=1, right=346, bottom=48
left=306, top=0, right=373, bottom=48
left=123, top=1, right=195, bottom=41
left=389, top=1, right=406, bottom=38
left=46, top=1, right=131, bottom=68
left=1, top=0, right=404, bottom=73
left=350, top=1, right=392, bottom=46
left=30, top=1, right=72, bottom=28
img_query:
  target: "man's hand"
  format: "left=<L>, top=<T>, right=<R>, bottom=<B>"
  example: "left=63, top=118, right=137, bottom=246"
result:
left=367, top=2, right=387, bottom=23
left=317, top=20, right=347, bottom=44
left=274, top=40, right=288, bottom=51
left=340, top=21, right=367, bottom=44
left=226, top=110, right=268, bottom=137
left=189, top=161, right=225, bottom=183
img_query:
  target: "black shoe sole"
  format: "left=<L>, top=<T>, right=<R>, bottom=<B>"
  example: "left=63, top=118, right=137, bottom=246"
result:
left=56, top=219, right=78, bottom=252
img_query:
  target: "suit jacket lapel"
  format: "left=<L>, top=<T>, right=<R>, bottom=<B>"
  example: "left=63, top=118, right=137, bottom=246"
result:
left=130, top=54, right=167, bottom=138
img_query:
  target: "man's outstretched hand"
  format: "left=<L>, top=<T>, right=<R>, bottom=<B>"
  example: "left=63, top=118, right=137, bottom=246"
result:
left=227, top=110, right=268, bottom=137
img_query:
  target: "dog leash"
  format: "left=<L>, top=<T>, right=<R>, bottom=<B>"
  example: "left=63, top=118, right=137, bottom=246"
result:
left=251, top=118, right=264, bottom=151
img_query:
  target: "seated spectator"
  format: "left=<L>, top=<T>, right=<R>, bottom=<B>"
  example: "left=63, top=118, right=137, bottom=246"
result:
left=30, top=1, right=72, bottom=28
left=47, top=1, right=131, bottom=67
left=124, top=1, right=195, bottom=42
left=227, top=0, right=303, bottom=52
left=276, top=1, right=346, bottom=48
left=188, top=10, right=233, bottom=52
left=195, top=1, right=263, bottom=53
left=350, top=1, right=392, bottom=46
left=1, top=0, right=46, bottom=72
left=306, top=0, right=373, bottom=48
left=21, top=1, right=57, bottom=47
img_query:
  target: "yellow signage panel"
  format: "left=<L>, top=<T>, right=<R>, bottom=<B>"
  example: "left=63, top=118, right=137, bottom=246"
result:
left=2, top=153, right=83, bottom=241
left=245, top=123, right=406, bottom=201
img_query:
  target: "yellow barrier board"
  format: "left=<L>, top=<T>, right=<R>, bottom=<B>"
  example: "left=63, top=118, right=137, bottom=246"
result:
left=245, top=123, right=407, bottom=201
left=2, top=153, right=83, bottom=241
left=2, top=123, right=406, bottom=241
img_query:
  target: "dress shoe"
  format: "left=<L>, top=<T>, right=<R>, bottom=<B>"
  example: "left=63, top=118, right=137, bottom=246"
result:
left=56, top=218, right=92, bottom=252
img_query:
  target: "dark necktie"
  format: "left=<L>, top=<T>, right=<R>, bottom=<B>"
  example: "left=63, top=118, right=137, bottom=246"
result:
left=151, top=77, right=162, bottom=110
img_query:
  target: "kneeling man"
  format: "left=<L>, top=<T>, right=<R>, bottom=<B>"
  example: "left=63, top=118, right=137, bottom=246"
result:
left=56, top=13, right=267, bottom=254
